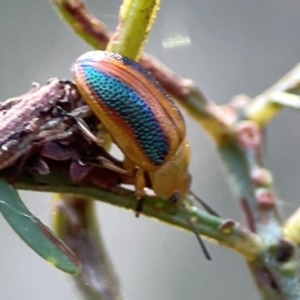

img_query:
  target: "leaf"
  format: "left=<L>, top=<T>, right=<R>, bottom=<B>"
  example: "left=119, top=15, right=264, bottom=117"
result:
left=0, top=178, right=81, bottom=274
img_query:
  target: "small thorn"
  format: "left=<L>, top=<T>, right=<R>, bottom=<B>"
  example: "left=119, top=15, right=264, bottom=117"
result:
left=218, top=219, right=235, bottom=235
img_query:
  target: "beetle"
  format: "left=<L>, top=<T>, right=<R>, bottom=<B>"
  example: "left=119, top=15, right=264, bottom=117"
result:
left=72, top=51, right=213, bottom=260
left=72, top=50, right=190, bottom=204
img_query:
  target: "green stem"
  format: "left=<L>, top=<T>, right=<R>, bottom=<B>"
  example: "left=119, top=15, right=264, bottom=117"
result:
left=218, top=143, right=261, bottom=230
left=14, top=174, right=261, bottom=261
left=246, top=62, right=300, bottom=126
left=106, top=0, right=160, bottom=60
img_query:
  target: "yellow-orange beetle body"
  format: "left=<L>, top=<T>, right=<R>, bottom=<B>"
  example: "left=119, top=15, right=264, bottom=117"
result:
left=73, top=51, right=190, bottom=201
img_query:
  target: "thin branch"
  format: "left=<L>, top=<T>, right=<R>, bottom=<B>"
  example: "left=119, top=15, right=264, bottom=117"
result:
left=52, top=0, right=111, bottom=49
left=234, top=121, right=282, bottom=236
left=107, top=0, right=160, bottom=60
left=52, top=195, right=124, bottom=300
left=14, top=174, right=262, bottom=261
left=246, top=62, right=300, bottom=126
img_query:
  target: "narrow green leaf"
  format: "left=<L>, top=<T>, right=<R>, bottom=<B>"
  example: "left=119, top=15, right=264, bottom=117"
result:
left=0, top=178, right=81, bottom=274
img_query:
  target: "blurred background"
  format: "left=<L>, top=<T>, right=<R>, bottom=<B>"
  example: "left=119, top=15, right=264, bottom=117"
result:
left=1, top=0, right=300, bottom=299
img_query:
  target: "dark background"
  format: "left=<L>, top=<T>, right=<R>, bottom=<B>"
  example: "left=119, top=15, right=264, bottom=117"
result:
left=1, top=1, right=300, bottom=299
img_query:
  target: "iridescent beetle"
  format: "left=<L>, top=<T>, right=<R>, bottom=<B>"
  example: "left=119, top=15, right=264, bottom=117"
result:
left=72, top=51, right=190, bottom=204
left=72, top=51, right=212, bottom=259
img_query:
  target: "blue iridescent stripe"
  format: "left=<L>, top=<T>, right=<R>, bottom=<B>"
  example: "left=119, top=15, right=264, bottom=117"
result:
left=112, top=54, right=175, bottom=103
left=81, top=64, right=169, bottom=165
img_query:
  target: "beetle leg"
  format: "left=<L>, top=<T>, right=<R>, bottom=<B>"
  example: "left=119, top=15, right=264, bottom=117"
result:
left=97, top=156, right=131, bottom=174
left=78, top=156, right=131, bottom=174
left=135, top=198, right=145, bottom=218
left=52, top=105, right=105, bottom=147
left=123, top=156, right=136, bottom=170
left=134, top=168, right=146, bottom=199
left=134, top=168, right=147, bottom=217
left=70, top=114, right=105, bottom=147
left=122, top=158, right=147, bottom=216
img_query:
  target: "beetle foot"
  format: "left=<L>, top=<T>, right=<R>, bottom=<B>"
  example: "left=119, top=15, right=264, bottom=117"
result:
left=135, top=198, right=145, bottom=218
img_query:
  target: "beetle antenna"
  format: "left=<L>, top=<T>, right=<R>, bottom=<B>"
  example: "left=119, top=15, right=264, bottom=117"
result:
left=168, top=192, right=211, bottom=260
left=182, top=203, right=212, bottom=261
left=190, top=191, right=220, bottom=217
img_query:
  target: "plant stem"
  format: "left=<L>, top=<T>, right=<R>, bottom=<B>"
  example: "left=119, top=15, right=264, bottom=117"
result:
left=107, top=0, right=160, bottom=60
left=246, top=62, right=300, bottom=126
left=52, top=195, right=124, bottom=300
left=14, top=174, right=261, bottom=260
left=52, top=0, right=110, bottom=49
